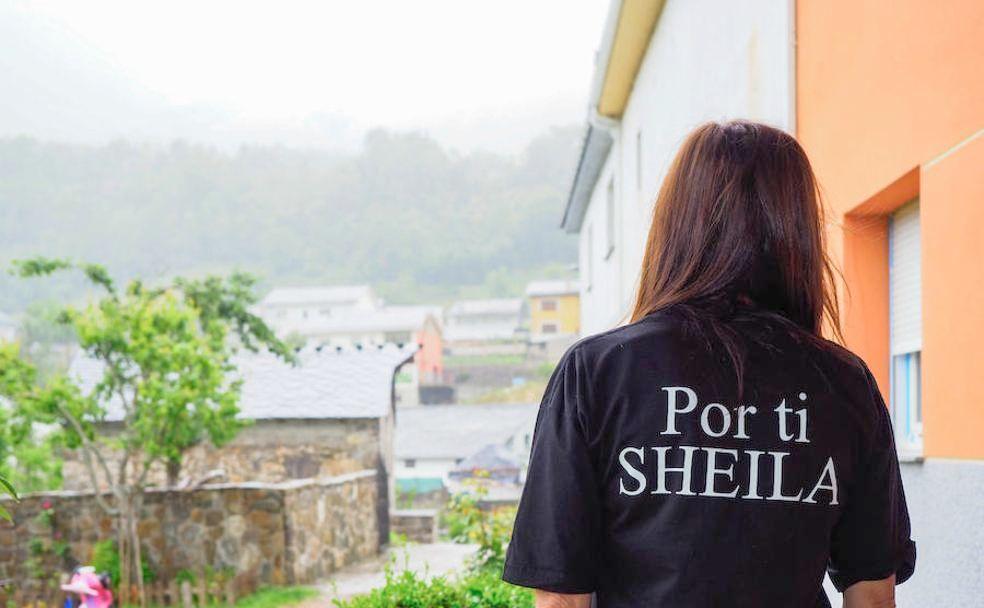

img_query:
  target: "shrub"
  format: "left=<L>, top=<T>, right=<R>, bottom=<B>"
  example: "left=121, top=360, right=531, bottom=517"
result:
left=91, top=538, right=155, bottom=586
left=334, top=566, right=533, bottom=608
left=337, top=479, right=532, bottom=608
left=444, top=482, right=517, bottom=574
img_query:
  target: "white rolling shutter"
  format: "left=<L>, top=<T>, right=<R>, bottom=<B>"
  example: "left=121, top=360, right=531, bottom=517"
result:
left=889, top=201, right=922, bottom=354
left=889, top=199, right=923, bottom=457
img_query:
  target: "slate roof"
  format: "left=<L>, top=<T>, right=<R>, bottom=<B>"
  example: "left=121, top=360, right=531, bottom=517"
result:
left=67, top=343, right=418, bottom=421
left=394, top=403, right=537, bottom=460
left=452, top=444, right=521, bottom=473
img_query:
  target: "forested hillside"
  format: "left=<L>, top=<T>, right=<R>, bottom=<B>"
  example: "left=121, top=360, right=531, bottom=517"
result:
left=0, top=126, right=580, bottom=310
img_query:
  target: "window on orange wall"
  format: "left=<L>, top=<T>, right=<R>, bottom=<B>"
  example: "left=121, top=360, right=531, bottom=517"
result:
left=541, top=322, right=559, bottom=334
left=889, top=199, right=923, bottom=459
left=540, top=299, right=557, bottom=312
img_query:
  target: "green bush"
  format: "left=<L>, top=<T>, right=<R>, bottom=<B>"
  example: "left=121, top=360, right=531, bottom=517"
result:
left=338, top=480, right=532, bottom=608
left=444, top=482, right=517, bottom=575
left=334, top=566, right=532, bottom=608
left=91, top=538, right=155, bottom=586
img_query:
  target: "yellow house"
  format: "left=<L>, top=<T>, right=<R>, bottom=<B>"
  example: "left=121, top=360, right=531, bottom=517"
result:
left=526, top=280, right=580, bottom=342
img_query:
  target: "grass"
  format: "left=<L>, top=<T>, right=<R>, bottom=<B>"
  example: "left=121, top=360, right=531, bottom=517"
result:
left=468, top=380, right=548, bottom=404
left=120, top=585, right=319, bottom=608
left=443, top=353, right=525, bottom=367
left=234, top=586, right=319, bottom=608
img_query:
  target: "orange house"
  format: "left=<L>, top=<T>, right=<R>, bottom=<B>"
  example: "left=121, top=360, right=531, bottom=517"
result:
left=798, top=3, right=982, bottom=602
left=798, top=0, right=983, bottom=461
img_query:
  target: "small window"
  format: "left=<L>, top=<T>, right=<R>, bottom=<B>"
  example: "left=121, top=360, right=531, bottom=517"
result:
left=889, top=200, right=922, bottom=457
left=585, top=226, right=594, bottom=292
left=541, top=322, right=559, bottom=334
left=891, top=352, right=922, bottom=456
left=605, top=178, right=616, bottom=258
left=540, top=299, right=557, bottom=312
left=404, top=459, right=416, bottom=468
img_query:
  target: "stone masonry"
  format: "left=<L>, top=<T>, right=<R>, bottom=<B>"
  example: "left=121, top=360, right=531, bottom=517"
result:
left=0, top=471, right=379, bottom=590
left=61, top=419, right=381, bottom=490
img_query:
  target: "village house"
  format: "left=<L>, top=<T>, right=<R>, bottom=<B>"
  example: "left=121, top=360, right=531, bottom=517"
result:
left=525, top=280, right=581, bottom=362
left=64, top=343, right=418, bottom=546
left=256, top=285, right=445, bottom=402
left=393, top=402, right=537, bottom=501
left=255, top=285, right=380, bottom=323
left=442, top=298, right=526, bottom=355
left=525, top=280, right=580, bottom=342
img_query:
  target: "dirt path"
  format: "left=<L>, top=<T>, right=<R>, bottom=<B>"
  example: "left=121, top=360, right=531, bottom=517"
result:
left=293, top=542, right=476, bottom=607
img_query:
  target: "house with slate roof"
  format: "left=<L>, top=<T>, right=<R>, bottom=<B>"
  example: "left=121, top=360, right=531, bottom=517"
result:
left=63, top=343, right=417, bottom=544
left=256, top=285, right=445, bottom=396
left=393, top=402, right=537, bottom=498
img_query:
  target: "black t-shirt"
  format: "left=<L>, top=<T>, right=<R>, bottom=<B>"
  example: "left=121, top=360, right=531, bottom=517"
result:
left=503, top=309, right=916, bottom=607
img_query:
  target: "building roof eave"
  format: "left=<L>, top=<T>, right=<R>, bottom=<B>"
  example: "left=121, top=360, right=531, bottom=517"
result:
left=560, top=124, right=615, bottom=234
left=592, top=0, right=666, bottom=120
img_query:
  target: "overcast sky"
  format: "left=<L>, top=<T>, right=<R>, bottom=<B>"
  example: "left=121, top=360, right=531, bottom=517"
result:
left=0, top=0, right=608, bottom=153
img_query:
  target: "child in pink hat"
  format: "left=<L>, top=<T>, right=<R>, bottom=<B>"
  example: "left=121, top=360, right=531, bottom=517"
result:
left=61, top=567, right=114, bottom=608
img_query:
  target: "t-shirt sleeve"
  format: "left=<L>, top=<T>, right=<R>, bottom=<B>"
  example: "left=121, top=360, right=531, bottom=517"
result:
left=827, top=364, right=917, bottom=592
left=502, top=347, right=601, bottom=593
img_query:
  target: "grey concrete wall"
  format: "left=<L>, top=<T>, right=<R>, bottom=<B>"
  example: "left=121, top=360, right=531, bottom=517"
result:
left=825, top=458, right=984, bottom=607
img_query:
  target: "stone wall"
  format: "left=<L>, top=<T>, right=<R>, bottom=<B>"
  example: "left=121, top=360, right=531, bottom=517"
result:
left=283, top=472, right=379, bottom=583
left=0, top=471, right=379, bottom=590
left=62, top=418, right=380, bottom=490
left=390, top=509, right=437, bottom=543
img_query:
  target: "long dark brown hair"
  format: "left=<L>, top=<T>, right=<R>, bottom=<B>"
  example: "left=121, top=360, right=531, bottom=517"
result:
left=631, top=121, right=844, bottom=382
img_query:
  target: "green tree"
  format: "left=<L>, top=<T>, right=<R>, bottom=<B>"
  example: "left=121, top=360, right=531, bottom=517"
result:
left=4, top=257, right=293, bottom=606
left=0, top=464, right=20, bottom=523
left=0, top=342, right=63, bottom=491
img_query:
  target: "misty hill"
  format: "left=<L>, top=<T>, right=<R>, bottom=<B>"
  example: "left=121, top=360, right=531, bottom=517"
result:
left=0, top=127, right=581, bottom=312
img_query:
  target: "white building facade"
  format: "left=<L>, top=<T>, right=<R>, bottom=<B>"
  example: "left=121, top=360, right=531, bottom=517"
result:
left=565, top=0, right=796, bottom=335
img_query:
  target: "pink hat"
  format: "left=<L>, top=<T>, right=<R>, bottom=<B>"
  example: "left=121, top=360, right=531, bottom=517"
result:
left=61, top=568, right=113, bottom=608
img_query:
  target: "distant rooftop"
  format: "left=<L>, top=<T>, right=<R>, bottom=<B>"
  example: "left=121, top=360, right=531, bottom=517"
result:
left=446, top=298, right=523, bottom=317
left=68, top=343, right=418, bottom=421
left=525, top=280, right=579, bottom=297
left=451, top=443, right=521, bottom=474
left=259, top=285, right=376, bottom=307
left=299, top=305, right=441, bottom=335
left=395, top=403, right=537, bottom=460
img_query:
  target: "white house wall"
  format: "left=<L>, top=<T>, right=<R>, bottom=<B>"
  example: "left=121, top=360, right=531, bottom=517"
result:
left=579, top=0, right=796, bottom=334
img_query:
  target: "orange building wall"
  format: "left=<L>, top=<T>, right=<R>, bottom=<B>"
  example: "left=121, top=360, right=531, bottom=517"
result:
left=414, top=326, right=444, bottom=382
left=919, top=137, right=984, bottom=458
left=797, top=0, right=984, bottom=458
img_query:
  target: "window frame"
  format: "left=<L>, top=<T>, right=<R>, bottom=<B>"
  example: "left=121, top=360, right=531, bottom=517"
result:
left=888, top=199, right=924, bottom=460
